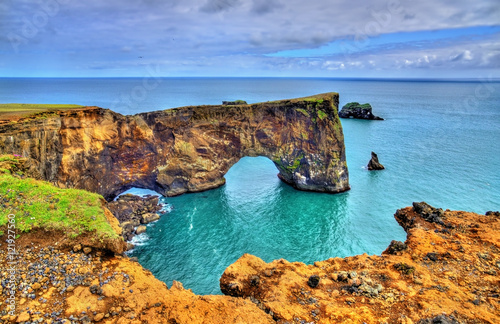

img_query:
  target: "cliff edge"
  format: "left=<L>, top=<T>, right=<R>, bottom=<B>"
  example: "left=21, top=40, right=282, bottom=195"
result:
left=220, top=203, right=500, bottom=323
left=0, top=93, right=349, bottom=199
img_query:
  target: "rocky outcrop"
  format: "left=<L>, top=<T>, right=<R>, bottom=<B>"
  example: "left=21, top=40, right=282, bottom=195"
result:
left=107, top=194, right=163, bottom=241
left=0, top=93, right=349, bottom=200
left=0, top=235, right=275, bottom=324
left=220, top=203, right=500, bottom=323
left=339, top=102, right=384, bottom=120
left=367, top=151, right=385, bottom=170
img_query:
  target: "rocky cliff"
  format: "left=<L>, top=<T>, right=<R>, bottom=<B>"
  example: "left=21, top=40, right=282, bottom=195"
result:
left=221, top=203, right=500, bottom=323
left=0, top=93, right=349, bottom=200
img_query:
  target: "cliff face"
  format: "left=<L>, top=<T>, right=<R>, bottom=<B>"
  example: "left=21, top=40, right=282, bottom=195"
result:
left=0, top=93, right=349, bottom=199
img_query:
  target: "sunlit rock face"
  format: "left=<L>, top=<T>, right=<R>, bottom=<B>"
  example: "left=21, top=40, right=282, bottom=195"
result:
left=0, top=93, right=349, bottom=200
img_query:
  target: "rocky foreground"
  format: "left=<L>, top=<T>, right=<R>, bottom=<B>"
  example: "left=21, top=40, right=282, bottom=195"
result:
left=221, top=203, right=500, bottom=323
left=1, top=203, right=499, bottom=323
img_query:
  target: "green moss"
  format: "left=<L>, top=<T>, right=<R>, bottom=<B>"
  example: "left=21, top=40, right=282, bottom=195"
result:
left=290, top=156, right=302, bottom=170
left=317, top=109, right=328, bottom=120
left=394, top=263, right=415, bottom=275
left=296, top=108, right=310, bottom=117
left=304, top=98, right=324, bottom=104
left=0, top=173, right=118, bottom=240
left=342, top=102, right=372, bottom=110
left=272, top=154, right=303, bottom=172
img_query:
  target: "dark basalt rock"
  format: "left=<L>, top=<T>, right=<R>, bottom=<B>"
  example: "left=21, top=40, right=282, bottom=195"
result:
left=486, top=211, right=500, bottom=217
left=412, top=202, right=445, bottom=225
left=367, top=151, right=385, bottom=170
left=107, top=194, right=162, bottom=241
left=385, top=240, right=407, bottom=255
left=339, top=102, right=383, bottom=120
left=417, top=314, right=460, bottom=324
left=307, top=275, right=320, bottom=288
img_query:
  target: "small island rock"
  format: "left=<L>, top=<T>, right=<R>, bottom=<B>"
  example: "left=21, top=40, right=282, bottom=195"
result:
left=339, top=102, right=383, bottom=120
left=367, top=152, right=385, bottom=170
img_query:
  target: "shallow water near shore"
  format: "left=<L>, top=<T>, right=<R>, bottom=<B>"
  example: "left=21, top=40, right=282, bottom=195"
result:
left=2, top=77, right=499, bottom=294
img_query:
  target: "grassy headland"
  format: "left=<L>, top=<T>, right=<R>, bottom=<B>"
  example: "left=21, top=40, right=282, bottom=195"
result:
left=0, top=155, right=119, bottom=242
left=0, top=103, right=84, bottom=121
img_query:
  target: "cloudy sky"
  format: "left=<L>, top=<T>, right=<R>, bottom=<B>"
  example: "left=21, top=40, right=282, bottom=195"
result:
left=1, top=0, right=499, bottom=78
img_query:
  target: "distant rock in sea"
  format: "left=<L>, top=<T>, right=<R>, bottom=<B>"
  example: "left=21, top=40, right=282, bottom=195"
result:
left=339, top=102, right=384, bottom=120
left=367, top=151, right=385, bottom=170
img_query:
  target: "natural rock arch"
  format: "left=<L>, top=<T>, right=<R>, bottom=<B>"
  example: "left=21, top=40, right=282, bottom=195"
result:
left=0, top=93, right=350, bottom=200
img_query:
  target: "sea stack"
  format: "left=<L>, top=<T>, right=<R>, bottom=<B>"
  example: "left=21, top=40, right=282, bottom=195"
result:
left=339, top=102, right=383, bottom=120
left=367, top=151, right=385, bottom=170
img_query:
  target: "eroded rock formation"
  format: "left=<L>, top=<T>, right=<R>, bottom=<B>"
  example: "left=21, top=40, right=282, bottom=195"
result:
left=367, top=151, right=385, bottom=170
left=0, top=93, right=349, bottom=200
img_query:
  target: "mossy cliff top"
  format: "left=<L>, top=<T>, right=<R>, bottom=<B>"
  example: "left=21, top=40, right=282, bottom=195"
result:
left=0, top=103, right=86, bottom=123
left=0, top=155, right=125, bottom=253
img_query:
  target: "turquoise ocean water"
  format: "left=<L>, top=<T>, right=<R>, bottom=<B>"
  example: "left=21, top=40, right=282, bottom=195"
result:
left=1, top=77, right=499, bottom=294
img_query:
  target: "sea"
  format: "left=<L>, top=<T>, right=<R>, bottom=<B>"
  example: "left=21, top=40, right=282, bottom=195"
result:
left=1, top=77, right=499, bottom=295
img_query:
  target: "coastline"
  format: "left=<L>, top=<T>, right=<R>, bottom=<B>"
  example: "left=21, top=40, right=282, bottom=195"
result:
left=1, top=92, right=499, bottom=322
left=1, top=192, right=498, bottom=322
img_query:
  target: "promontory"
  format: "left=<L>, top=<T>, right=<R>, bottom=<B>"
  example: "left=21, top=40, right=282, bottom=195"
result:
left=0, top=93, right=350, bottom=200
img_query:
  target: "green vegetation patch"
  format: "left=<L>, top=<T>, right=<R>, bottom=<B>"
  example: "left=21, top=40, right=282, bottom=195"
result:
left=394, top=262, right=415, bottom=275
left=0, top=103, right=83, bottom=113
left=0, top=103, right=84, bottom=120
left=343, top=102, right=372, bottom=110
left=317, top=109, right=328, bottom=120
left=296, top=108, right=310, bottom=117
left=0, top=172, right=118, bottom=240
left=304, top=98, right=324, bottom=104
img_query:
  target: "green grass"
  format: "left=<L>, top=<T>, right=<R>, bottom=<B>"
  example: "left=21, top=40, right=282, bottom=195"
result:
left=0, top=103, right=84, bottom=113
left=0, top=173, right=118, bottom=240
left=0, top=103, right=84, bottom=121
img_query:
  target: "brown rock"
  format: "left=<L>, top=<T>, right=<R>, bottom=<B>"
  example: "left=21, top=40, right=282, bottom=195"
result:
left=16, top=312, right=30, bottom=323
left=141, top=213, right=160, bottom=224
left=73, top=244, right=82, bottom=252
left=0, top=93, right=349, bottom=199
left=83, top=247, right=92, bottom=254
left=136, top=225, right=147, bottom=235
left=94, top=313, right=104, bottom=322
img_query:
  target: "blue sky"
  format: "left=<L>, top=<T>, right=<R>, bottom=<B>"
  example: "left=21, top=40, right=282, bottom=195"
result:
left=0, top=0, right=499, bottom=78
